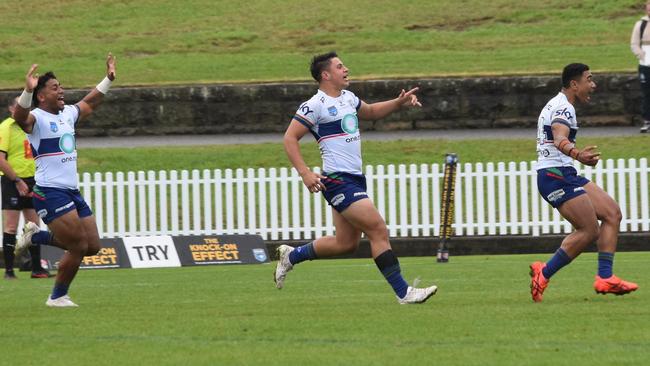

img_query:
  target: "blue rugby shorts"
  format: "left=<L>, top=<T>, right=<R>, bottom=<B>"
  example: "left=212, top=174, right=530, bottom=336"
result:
left=536, top=166, right=590, bottom=208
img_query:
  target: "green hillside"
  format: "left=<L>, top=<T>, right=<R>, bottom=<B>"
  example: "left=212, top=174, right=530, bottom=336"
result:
left=0, top=0, right=643, bottom=88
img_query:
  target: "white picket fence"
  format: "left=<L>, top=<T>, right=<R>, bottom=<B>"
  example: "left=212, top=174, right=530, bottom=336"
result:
left=69, top=158, right=649, bottom=240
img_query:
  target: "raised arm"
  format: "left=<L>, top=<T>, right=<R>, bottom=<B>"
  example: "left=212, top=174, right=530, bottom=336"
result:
left=12, top=64, right=39, bottom=134
left=283, top=119, right=326, bottom=193
left=357, top=87, right=422, bottom=121
left=76, top=53, right=116, bottom=122
left=551, top=122, right=600, bottom=166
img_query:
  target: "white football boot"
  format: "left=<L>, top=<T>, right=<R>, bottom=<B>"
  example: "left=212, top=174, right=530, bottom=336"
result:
left=46, top=295, right=79, bottom=308
left=15, top=221, right=40, bottom=256
left=274, top=245, right=294, bottom=289
left=397, top=285, right=438, bottom=304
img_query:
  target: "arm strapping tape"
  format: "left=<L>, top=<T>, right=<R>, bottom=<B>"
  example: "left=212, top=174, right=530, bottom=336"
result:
left=96, top=77, right=112, bottom=94
left=17, top=89, right=32, bottom=109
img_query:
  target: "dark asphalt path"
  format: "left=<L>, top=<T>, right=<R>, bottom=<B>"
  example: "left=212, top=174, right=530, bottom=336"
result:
left=77, top=127, right=643, bottom=148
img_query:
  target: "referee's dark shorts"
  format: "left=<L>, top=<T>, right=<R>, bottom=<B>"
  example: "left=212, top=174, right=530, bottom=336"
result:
left=1, top=176, right=35, bottom=210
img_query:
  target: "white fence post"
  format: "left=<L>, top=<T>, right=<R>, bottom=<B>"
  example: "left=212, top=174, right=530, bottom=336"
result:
left=641, top=158, right=649, bottom=232
left=203, top=169, right=212, bottom=235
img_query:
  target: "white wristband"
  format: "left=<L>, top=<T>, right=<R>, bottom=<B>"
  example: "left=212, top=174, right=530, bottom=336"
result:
left=96, top=76, right=112, bottom=94
left=17, top=89, right=32, bottom=109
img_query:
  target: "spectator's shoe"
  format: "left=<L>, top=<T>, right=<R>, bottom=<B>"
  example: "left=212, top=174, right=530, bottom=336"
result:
left=15, top=222, right=40, bottom=256
left=274, top=245, right=294, bottom=289
left=31, top=269, right=54, bottom=279
left=594, top=275, right=639, bottom=295
left=4, top=271, right=17, bottom=280
left=530, top=261, right=549, bottom=302
left=641, top=120, right=650, bottom=133
left=46, top=295, right=78, bottom=308
left=397, top=285, right=438, bottom=304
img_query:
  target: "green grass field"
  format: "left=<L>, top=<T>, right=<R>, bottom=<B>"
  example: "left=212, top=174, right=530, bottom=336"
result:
left=2, top=252, right=648, bottom=365
left=0, top=0, right=643, bottom=88
left=76, top=136, right=649, bottom=173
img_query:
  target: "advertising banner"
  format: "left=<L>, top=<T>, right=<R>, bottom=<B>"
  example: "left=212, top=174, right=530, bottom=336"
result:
left=40, top=238, right=130, bottom=270
left=173, top=235, right=269, bottom=265
left=38, top=234, right=267, bottom=270
left=122, top=235, right=182, bottom=268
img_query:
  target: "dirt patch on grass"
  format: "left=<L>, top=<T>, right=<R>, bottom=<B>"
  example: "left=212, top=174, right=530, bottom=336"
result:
left=124, top=50, right=159, bottom=58
left=405, top=16, right=495, bottom=32
left=607, top=4, right=643, bottom=20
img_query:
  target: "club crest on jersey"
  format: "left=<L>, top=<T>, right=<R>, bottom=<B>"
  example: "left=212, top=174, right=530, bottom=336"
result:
left=328, top=106, right=338, bottom=116
left=50, top=122, right=58, bottom=132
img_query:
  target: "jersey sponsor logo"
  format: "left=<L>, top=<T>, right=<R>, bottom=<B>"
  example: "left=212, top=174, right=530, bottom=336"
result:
left=554, top=108, right=573, bottom=122
left=341, top=114, right=358, bottom=134
left=299, top=103, right=314, bottom=116
left=328, top=106, right=338, bottom=116
left=59, top=133, right=75, bottom=154
left=345, top=135, right=361, bottom=143
left=37, top=209, right=48, bottom=218
left=61, top=156, right=77, bottom=163
left=50, top=122, right=58, bottom=132
left=331, top=193, right=345, bottom=206
left=54, top=201, right=75, bottom=213
left=547, top=189, right=566, bottom=202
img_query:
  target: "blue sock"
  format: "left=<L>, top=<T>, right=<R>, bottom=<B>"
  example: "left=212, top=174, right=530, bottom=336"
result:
left=374, top=250, right=409, bottom=298
left=288, top=242, right=317, bottom=265
left=542, top=248, right=572, bottom=279
left=51, top=283, right=69, bottom=300
left=598, top=252, right=614, bottom=278
left=31, top=231, right=52, bottom=246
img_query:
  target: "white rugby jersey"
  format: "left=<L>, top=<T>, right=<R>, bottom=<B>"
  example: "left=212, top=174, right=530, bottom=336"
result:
left=534, top=92, right=579, bottom=170
left=28, top=105, right=80, bottom=189
left=293, top=89, right=363, bottom=174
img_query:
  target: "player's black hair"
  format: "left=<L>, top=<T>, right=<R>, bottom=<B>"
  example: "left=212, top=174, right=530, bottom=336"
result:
left=310, top=51, right=338, bottom=82
left=561, top=63, right=590, bottom=88
left=32, top=71, right=57, bottom=107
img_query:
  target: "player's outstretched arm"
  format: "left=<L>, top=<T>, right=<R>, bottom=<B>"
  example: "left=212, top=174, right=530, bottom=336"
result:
left=551, top=122, right=600, bottom=166
left=13, top=64, right=38, bottom=134
left=284, top=120, right=326, bottom=193
left=357, top=87, right=422, bottom=121
left=77, top=53, right=116, bottom=122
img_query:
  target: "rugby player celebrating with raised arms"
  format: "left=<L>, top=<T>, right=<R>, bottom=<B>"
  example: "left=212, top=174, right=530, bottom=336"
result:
left=12, top=54, right=116, bottom=307
left=530, top=63, right=638, bottom=302
left=276, top=52, right=437, bottom=304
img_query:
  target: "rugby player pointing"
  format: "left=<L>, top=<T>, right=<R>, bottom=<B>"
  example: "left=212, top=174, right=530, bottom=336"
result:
left=530, top=63, right=638, bottom=302
left=12, top=54, right=116, bottom=307
left=276, top=52, right=437, bottom=304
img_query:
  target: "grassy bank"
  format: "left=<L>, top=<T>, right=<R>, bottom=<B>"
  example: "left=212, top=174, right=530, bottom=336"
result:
left=0, top=0, right=643, bottom=89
